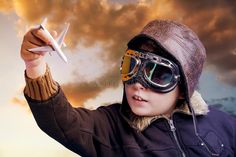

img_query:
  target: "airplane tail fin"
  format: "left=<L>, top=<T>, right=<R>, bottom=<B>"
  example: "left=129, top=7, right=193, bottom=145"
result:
left=41, top=18, right=47, bottom=27
left=57, top=23, right=70, bottom=47
left=40, top=18, right=48, bottom=30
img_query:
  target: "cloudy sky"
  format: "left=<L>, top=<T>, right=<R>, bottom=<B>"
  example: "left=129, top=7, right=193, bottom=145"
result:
left=0, top=0, right=236, bottom=156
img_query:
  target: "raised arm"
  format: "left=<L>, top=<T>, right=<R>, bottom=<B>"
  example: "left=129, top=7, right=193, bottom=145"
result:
left=21, top=28, right=120, bottom=157
left=21, top=28, right=51, bottom=79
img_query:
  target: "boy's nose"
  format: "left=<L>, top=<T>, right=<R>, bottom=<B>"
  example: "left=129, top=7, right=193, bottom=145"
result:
left=133, top=82, right=146, bottom=90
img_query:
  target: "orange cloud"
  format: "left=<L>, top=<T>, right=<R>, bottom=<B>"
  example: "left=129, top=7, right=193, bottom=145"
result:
left=11, top=96, right=31, bottom=113
left=0, top=0, right=13, bottom=13
left=11, top=97, right=27, bottom=106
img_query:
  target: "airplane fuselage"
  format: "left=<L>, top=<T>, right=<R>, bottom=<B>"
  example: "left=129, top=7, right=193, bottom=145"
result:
left=40, top=24, right=68, bottom=63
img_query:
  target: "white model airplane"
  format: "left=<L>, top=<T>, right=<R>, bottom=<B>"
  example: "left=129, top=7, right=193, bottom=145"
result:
left=28, top=18, right=69, bottom=63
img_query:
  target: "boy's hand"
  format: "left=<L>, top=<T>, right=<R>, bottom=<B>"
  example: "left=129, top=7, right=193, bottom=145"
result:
left=21, top=28, right=56, bottom=78
left=21, top=28, right=51, bottom=67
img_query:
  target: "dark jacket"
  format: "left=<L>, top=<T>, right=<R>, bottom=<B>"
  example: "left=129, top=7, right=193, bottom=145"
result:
left=25, top=86, right=236, bottom=157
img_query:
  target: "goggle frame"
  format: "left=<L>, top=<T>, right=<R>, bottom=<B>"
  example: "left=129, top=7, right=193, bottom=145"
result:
left=120, top=49, right=180, bottom=90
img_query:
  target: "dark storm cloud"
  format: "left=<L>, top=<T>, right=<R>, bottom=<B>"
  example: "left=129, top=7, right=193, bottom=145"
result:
left=172, top=0, right=236, bottom=85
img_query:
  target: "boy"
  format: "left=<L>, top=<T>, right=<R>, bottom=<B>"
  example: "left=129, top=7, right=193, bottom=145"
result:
left=21, top=19, right=236, bottom=157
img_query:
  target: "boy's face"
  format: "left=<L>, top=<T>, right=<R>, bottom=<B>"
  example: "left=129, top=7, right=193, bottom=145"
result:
left=124, top=38, right=182, bottom=117
left=125, top=83, right=180, bottom=117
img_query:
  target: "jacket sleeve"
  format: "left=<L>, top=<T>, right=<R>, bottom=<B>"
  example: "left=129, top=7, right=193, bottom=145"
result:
left=24, top=67, right=119, bottom=157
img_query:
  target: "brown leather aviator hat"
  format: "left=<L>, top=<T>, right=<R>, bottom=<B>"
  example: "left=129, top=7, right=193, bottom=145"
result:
left=127, top=19, right=206, bottom=105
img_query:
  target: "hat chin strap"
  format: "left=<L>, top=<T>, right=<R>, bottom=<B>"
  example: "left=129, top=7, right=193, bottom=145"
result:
left=188, top=102, right=220, bottom=156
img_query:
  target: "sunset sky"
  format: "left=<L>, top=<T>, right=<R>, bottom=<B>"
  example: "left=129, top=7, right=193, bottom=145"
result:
left=0, top=0, right=236, bottom=157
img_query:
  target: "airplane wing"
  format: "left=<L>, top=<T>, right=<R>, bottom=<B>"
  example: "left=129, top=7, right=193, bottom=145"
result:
left=56, top=23, right=70, bottom=47
left=28, top=45, right=53, bottom=53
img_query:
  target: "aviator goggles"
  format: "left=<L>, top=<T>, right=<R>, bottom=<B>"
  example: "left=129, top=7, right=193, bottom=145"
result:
left=120, top=49, right=180, bottom=93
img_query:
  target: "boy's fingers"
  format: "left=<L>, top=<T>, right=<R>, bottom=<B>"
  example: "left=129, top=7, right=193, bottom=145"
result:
left=31, top=29, right=51, bottom=45
left=23, top=40, right=40, bottom=50
left=23, top=28, right=56, bottom=46
left=25, top=31, right=45, bottom=46
left=21, top=41, right=46, bottom=61
left=23, top=28, right=46, bottom=46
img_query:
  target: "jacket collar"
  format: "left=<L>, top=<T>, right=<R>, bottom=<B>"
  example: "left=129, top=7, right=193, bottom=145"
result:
left=120, top=90, right=209, bottom=131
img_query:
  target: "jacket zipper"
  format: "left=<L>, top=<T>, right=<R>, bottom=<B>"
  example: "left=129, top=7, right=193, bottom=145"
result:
left=168, top=119, right=186, bottom=157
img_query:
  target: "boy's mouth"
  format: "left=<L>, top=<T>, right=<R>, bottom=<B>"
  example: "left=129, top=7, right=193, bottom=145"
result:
left=132, top=95, right=147, bottom=102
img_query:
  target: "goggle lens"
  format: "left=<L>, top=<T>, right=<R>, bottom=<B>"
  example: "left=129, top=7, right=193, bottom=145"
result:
left=121, top=55, right=137, bottom=75
left=144, top=62, right=173, bottom=86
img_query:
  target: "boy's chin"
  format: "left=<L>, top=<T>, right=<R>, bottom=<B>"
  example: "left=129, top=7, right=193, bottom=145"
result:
left=130, top=107, right=153, bottom=117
